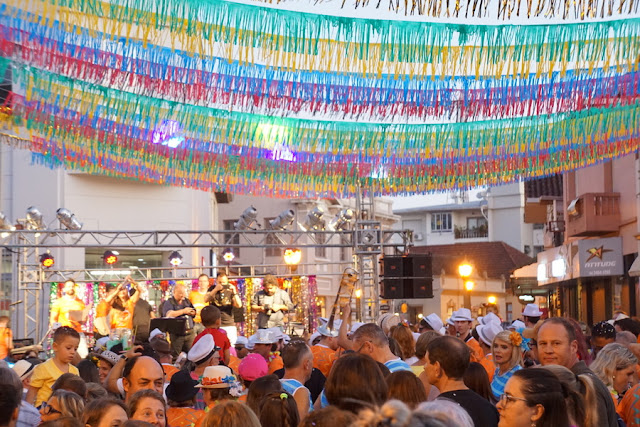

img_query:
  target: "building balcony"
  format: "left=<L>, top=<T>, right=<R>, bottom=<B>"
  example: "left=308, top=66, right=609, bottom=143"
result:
left=566, top=193, right=620, bottom=237
left=454, top=226, right=489, bottom=239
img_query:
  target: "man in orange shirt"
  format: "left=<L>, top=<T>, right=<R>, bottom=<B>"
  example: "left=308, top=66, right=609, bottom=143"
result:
left=311, top=323, right=339, bottom=378
left=50, top=280, right=90, bottom=332
left=110, top=277, right=141, bottom=331
left=94, top=284, right=123, bottom=339
left=452, top=308, right=484, bottom=363
left=190, top=274, right=211, bottom=335
left=50, top=279, right=91, bottom=358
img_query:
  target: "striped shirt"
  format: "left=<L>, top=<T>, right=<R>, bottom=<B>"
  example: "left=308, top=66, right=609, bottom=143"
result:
left=281, top=378, right=314, bottom=412
left=491, top=364, right=522, bottom=400
left=384, top=358, right=412, bottom=373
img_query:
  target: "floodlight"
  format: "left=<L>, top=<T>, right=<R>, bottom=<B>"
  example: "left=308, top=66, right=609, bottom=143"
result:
left=223, top=249, right=235, bottom=263
left=328, top=208, right=354, bottom=231
left=300, top=206, right=325, bottom=231
left=25, top=206, right=45, bottom=230
left=283, top=248, right=302, bottom=265
left=234, top=206, right=258, bottom=230
left=269, top=210, right=295, bottom=231
left=0, top=212, right=15, bottom=238
left=56, top=208, right=83, bottom=230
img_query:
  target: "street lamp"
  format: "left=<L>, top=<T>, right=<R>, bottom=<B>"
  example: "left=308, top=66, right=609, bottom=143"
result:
left=488, top=295, right=497, bottom=304
left=354, top=289, right=362, bottom=322
left=458, top=261, right=473, bottom=308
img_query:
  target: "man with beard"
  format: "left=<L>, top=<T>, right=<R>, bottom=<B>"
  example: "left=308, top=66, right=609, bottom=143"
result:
left=251, top=274, right=293, bottom=330
left=205, top=273, right=241, bottom=344
left=50, top=279, right=91, bottom=357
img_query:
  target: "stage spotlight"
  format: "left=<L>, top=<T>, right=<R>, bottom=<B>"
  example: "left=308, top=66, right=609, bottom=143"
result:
left=234, top=206, right=258, bottom=230
left=269, top=210, right=295, bottom=231
left=39, top=253, right=54, bottom=268
left=56, top=208, right=83, bottom=230
left=328, top=208, right=354, bottom=231
left=25, top=206, right=46, bottom=230
left=0, top=212, right=15, bottom=238
left=103, top=250, right=118, bottom=265
left=300, top=206, right=325, bottom=231
left=169, top=251, right=183, bottom=266
left=223, top=249, right=235, bottom=263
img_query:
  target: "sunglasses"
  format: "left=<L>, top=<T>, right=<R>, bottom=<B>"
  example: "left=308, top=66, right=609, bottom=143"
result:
left=41, top=401, right=62, bottom=416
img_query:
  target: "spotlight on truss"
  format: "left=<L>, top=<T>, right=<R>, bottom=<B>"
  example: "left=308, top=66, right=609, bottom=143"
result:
left=269, top=210, right=295, bottom=231
left=169, top=251, right=183, bottom=266
left=234, top=206, right=258, bottom=230
left=300, top=206, right=325, bottom=231
left=56, top=208, right=83, bottom=230
left=328, top=208, right=354, bottom=231
left=26, top=206, right=46, bottom=230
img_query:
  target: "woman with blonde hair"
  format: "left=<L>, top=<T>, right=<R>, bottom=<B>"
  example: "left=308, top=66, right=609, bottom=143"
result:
left=39, top=390, right=85, bottom=424
left=490, top=330, right=523, bottom=400
left=201, top=401, right=259, bottom=427
left=540, top=364, right=599, bottom=427
left=590, top=342, right=638, bottom=407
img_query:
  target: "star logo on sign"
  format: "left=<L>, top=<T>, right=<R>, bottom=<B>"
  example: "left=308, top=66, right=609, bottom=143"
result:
left=586, top=246, right=613, bottom=262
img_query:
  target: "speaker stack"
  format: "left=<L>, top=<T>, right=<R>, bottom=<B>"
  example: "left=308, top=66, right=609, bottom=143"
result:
left=380, top=254, right=433, bottom=299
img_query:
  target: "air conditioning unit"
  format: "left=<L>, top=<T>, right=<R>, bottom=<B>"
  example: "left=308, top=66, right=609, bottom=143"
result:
left=414, top=232, right=424, bottom=241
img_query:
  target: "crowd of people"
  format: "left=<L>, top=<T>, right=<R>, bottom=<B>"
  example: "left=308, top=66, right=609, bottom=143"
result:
left=3, top=274, right=640, bottom=427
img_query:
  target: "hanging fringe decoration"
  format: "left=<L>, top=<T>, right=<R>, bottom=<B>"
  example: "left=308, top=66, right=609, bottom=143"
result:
left=4, top=1, right=640, bottom=78
left=2, top=59, right=639, bottom=198
left=1, top=14, right=639, bottom=122
left=246, top=0, right=637, bottom=19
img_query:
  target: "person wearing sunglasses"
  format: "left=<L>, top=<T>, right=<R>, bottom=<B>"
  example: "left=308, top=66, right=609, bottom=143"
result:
left=497, top=368, right=572, bottom=427
left=39, top=390, right=85, bottom=424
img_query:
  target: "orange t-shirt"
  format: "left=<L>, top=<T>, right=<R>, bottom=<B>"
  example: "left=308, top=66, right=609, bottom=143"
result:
left=189, top=291, right=208, bottom=324
left=162, top=364, right=180, bottom=383
left=0, top=327, right=12, bottom=359
left=51, top=296, right=86, bottom=332
left=480, top=354, right=495, bottom=382
left=311, top=345, right=338, bottom=378
left=167, top=407, right=204, bottom=427
left=194, top=403, right=217, bottom=427
left=111, top=299, right=135, bottom=329
left=228, top=355, right=241, bottom=375
left=465, top=337, right=485, bottom=364
left=95, top=300, right=110, bottom=318
left=268, top=354, right=284, bottom=374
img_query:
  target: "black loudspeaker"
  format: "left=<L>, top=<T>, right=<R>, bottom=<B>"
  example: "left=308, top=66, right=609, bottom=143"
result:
left=380, top=255, right=433, bottom=299
left=381, top=278, right=404, bottom=299
left=404, top=255, right=433, bottom=298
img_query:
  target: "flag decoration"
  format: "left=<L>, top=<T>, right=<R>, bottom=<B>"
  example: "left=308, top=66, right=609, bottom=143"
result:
left=0, top=0, right=639, bottom=197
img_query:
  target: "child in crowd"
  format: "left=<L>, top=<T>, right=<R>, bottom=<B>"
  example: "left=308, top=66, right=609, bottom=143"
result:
left=26, top=327, right=80, bottom=407
left=0, top=316, right=13, bottom=360
left=192, top=306, right=231, bottom=365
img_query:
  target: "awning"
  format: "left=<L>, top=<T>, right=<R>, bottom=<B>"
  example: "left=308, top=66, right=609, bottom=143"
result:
left=512, top=262, right=538, bottom=279
left=629, top=256, right=640, bottom=277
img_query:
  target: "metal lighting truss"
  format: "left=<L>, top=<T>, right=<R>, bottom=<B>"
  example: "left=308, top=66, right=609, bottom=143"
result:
left=4, top=228, right=411, bottom=341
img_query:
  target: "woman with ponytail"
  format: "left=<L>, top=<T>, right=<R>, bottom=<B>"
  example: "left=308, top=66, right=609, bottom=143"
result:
left=258, top=391, right=299, bottom=427
left=496, top=368, right=570, bottom=427
left=540, top=365, right=599, bottom=427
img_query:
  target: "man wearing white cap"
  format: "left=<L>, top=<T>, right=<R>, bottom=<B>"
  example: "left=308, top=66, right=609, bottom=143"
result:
left=477, top=312, right=501, bottom=326
left=475, top=322, right=503, bottom=381
left=250, top=329, right=283, bottom=374
left=451, top=308, right=483, bottom=363
left=311, top=323, right=339, bottom=378
left=419, top=314, right=444, bottom=334
left=521, top=304, right=543, bottom=328
left=187, top=334, right=221, bottom=410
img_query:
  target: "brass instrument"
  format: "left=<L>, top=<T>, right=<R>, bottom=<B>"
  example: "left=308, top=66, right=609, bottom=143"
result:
left=326, top=267, right=359, bottom=331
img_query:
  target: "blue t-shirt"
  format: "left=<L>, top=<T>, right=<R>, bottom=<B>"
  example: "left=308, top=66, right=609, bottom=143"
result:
left=491, top=364, right=522, bottom=400
left=281, top=378, right=314, bottom=412
left=384, top=358, right=412, bottom=373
